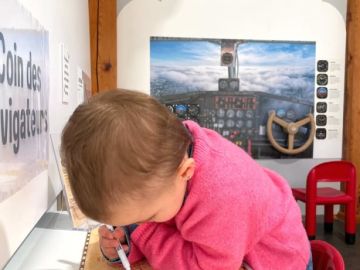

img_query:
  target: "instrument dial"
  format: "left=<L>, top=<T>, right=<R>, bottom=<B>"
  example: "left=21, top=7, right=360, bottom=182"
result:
left=218, top=119, right=225, bottom=128
left=245, top=110, right=254, bottom=119
left=188, top=105, right=200, bottom=116
left=226, top=119, right=235, bottom=128
left=317, top=74, right=328, bottom=85
left=226, top=109, right=235, bottom=118
left=236, top=120, right=244, bottom=128
left=236, top=110, right=244, bottom=118
left=167, top=105, right=174, bottom=113
left=246, top=120, right=253, bottom=128
left=276, top=108, right=286, bottom=118
left=175, top=104, right=187, bottom=117
left=217, top=108, right=225, bottom=118
left=317, top=87, right=328, bottom=99
left=317, top=60, right=328, bottom=72
left=316, top=102, right=327, bottom=113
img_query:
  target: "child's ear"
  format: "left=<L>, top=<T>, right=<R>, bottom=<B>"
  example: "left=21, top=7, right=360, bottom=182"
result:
left=178, top=158, right=195, bottom=182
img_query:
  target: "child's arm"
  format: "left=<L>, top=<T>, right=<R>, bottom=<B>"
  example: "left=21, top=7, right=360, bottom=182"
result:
left=128, top=191, right=266, bottom=270
left=128, top=220, right=246, bottom=269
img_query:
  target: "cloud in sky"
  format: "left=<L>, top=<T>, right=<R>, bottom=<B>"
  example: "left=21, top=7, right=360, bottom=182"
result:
left=237, top=42, right=315, bottom=67
left=151, top=40, right=220, bottom=66
left=151, top=65, right=226, bottom=92
left=238, top=66, right=314, bottom=98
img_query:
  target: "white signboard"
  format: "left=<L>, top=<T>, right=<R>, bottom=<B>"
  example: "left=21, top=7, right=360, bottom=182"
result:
left=0, top=28, right=49, bottom=203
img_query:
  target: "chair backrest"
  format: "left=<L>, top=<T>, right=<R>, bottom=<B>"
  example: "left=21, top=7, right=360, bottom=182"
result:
left=310, top=240, right=345, bottom=270
left=306, top=161, right=356, bottom=195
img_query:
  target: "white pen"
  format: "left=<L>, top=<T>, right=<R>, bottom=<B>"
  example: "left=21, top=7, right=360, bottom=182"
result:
left=106, top=225, right=131, bottom=270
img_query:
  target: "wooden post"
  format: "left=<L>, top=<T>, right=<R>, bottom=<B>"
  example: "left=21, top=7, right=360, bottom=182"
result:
left=88, top=0, right=117, bottom=94
left=343, top=0, right=360, bottom=223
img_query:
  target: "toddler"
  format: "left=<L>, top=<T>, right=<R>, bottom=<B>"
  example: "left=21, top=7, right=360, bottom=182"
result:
left=61, top=89, right=312, bottom=270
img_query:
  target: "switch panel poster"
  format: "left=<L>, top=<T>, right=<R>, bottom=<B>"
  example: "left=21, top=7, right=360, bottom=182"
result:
left=0, top=28, right=49, bottom=203
left=150, top=37, right=344, bottom=159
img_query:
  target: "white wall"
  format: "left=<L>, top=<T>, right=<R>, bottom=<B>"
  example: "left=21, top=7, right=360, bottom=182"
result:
left=117, top=0, right=347, bottom=213
left=0, top=0, right=90, bottom=268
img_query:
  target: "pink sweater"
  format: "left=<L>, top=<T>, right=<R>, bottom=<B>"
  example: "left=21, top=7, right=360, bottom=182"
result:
left=128, top=120, right=310, bottom=270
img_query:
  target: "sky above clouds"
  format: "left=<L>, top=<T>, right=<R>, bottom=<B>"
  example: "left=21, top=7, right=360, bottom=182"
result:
left=150, top=38, right=315, bottom=101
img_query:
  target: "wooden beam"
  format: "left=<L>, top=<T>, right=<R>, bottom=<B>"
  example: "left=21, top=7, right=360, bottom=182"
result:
left=344, top=0, right=360, bottom=220
left=88, top=0, right=117, bottom=94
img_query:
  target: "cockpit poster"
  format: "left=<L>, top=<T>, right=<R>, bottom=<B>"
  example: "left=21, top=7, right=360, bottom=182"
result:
left=150, top=37, right=344, bottom=159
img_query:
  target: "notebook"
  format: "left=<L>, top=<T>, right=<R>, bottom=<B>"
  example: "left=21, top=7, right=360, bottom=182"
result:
left=79, top=229, right=152, bottom=270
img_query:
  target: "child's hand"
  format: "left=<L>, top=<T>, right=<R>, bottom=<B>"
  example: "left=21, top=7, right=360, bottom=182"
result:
left=98, top=225, right=129, bottom=260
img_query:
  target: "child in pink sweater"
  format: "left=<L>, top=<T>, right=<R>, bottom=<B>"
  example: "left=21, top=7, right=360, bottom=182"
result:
left=61, top=89, right=312, bottom=270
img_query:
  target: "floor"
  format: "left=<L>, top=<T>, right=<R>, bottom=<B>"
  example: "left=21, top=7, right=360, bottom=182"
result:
left=313, top=216, right=360, bottom=270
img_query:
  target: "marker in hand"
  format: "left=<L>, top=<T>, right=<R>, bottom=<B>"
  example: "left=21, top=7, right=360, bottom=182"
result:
left=106, top=225, right=131, bottom=270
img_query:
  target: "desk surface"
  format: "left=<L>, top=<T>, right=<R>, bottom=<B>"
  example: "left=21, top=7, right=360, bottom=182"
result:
left=4, top=212, right=87, bottom=270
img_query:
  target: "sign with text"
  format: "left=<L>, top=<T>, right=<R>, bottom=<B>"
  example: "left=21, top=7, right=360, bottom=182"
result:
left=0, top=29, right=49, bottom=203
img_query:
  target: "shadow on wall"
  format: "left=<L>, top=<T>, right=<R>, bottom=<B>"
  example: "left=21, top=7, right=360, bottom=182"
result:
left=323, top=0, right=347, bottom=24
left=117, top=0, right=182, bottom=24
left=117, top=0, right=132, bottom=14
left=0, top=222, right=10, bottom=269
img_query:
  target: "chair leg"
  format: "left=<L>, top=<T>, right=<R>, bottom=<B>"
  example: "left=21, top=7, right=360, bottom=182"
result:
left=306, top=201, right=317, bottom=240
left=324, top=205, right=334, bottom=233
left=345, top=201, right=356, bottom=245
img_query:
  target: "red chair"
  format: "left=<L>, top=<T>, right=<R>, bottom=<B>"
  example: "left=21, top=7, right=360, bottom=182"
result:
left=310, top=240, right=345, bottom=270
left=292, top=161, right=356, bottom=244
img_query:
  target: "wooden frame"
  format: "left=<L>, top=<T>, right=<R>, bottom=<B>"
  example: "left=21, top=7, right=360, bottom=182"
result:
left=88, top=0, right=117, bottom=94
left=344, top=0, right=360, bottom=221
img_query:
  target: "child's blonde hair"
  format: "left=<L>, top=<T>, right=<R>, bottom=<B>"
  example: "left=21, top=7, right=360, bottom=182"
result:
left=61, top=89, right=192, bottom=221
